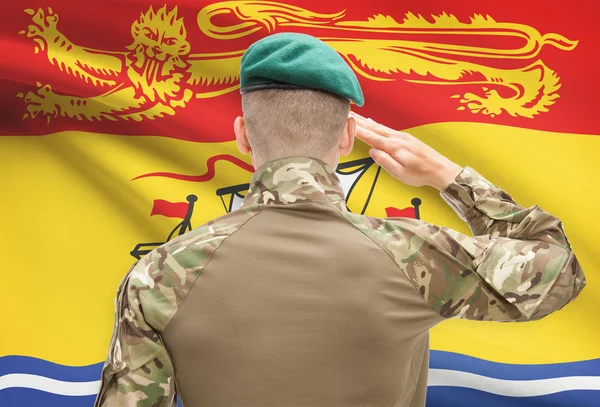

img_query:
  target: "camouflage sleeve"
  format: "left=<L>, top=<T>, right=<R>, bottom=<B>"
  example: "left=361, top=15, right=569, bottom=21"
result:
left=94, top=261, right=177, bottom=407
left=410, top=165, right=587, bottom=321
left=441, top=166, right=573, bottom=248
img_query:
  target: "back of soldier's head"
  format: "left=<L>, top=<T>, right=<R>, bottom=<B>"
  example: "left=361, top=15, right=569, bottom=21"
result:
left=242, top=88, right=350, bottom=162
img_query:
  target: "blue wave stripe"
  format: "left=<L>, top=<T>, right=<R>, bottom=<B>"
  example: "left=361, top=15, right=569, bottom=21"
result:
left=430, top=350, right=600, bottom=380
left=2, top=352, right=599, bottom=407
left=0, top=388, right=97, bottom=407
left=0, top=356, right=103, bottom=382
left=426, top=386, right=599, bottom=407
left=0, top=389, right=185, bottom=407
left=5, top=352, right=599, bottom=383
left=2, top=386, right=598, bottom=407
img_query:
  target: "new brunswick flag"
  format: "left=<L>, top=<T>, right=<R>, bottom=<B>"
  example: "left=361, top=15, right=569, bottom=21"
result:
left=0, top=0, right=598, bottom=406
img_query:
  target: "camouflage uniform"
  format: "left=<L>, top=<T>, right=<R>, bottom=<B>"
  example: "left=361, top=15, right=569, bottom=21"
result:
left=94, top=156, right=585, bottom=407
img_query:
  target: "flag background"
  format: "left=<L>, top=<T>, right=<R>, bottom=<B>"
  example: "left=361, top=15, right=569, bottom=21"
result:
left=0, top=0, right=598, bottom=406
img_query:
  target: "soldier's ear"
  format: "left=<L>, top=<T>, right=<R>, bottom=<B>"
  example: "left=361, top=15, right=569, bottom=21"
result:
left=339, top=116, right=356, bottom=156
left=234, top=116, right=251, bottom=155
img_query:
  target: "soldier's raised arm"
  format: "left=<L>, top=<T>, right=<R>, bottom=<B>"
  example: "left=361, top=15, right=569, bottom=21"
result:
left=350, top=111, right=586, bottom=321
left=94, top=259, right=177, bottom=407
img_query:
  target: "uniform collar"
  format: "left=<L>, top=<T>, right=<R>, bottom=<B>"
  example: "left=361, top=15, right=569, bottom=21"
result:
left=240, top=156, right=346, bottom=209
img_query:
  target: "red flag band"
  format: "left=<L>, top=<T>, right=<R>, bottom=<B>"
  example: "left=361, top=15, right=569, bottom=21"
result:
left=2, top=0, right=599, bottom=139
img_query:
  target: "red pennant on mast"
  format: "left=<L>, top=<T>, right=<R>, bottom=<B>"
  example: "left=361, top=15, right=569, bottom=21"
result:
left=150, top=199, right=189, bottom=219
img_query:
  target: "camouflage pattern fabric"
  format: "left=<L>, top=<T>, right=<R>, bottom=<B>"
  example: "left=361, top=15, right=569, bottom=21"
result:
left=344, top=164, right=585, bottom=321
left=95, top=156, right=585, bottom=406
left=239, top=159, right=347, bottom=210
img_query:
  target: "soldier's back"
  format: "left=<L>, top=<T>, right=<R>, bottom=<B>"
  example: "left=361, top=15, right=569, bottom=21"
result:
left=162, top=195, right=437, bottom=407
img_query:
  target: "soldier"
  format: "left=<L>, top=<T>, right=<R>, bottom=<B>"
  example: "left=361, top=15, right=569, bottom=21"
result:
left=94, top=33, right=586, bottom=407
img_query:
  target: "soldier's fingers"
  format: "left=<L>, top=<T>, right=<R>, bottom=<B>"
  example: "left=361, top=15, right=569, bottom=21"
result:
left=355, top=123, right=392, bottom=151
left=350, top=111, right=378, bottom=126
left=350, top=111, right=406, bottom=138
left=356, top=123, right=411, bottom=152
left=350, top=112, right=393, bottom=137
left=369, top=148, right=406, bottom=176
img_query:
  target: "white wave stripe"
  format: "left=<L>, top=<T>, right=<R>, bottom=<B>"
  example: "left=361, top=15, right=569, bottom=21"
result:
left=428, top=368, right=600, bottom=397
left=2, top=370, right=600, bottom=398
left=0, top=374, right=100, bottom=396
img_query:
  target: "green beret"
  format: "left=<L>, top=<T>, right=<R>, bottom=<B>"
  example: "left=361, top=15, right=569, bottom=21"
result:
left=239, top=32, right=364, bottom=106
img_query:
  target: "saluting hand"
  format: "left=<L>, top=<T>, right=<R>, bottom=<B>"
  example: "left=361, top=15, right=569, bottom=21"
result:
left=349, top=111, right=463, bottom=191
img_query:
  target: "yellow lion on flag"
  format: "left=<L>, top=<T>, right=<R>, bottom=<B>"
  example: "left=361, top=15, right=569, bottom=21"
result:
left=18, top=5, right=243, bottom=122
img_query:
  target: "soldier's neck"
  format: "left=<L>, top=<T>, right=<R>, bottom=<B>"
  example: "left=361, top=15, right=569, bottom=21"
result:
left=250, top=150, right=339, bottom=171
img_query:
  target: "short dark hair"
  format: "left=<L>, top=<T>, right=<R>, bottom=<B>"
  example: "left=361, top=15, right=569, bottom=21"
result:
left=242, top=89, right=350, bottom=162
